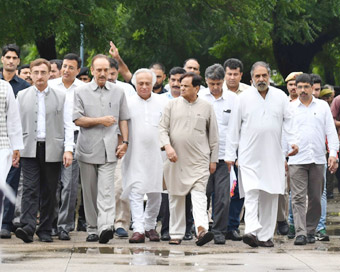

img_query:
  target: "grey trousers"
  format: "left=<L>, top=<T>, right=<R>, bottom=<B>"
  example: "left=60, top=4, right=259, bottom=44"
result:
left=78, top=160, right=116, bottom=236
left=57, top=158, right=79, bottom=232
left=55, top=132, right=80, bottom=233
left=206, top=160, right=230, bottom=238
left=289, top=164, right=324, bottom=237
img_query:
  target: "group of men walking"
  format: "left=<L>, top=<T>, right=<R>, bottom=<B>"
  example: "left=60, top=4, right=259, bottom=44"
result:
left=0, top=42, right=338, bottom=248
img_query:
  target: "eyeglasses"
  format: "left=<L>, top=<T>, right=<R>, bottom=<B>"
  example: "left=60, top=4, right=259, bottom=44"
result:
left=297, top=85, right=311, bottom=90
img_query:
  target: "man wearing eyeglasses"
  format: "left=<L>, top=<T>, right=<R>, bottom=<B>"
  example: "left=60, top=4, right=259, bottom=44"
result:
left=287, top=73, right=338, bottom=246
left=15, top=58, right=74, bottom=243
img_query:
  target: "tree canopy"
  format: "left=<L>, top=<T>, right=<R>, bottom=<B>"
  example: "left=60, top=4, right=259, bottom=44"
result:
left=1, top=0, right=340, bottom=85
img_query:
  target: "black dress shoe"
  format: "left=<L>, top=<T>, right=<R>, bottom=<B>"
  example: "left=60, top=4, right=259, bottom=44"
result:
left=307, top=234, right=315, bottom=244
left=77, top=220, right=87, bottom=232
left=183, top=231, right=193, bottom=240
left=86, top=234, right=99, bottom=242
left=242, top=233, right=258, bottom=248
left=226, top=230, right=242, bottom=241
left=15, top=228, right=33, bottom=243
left=277, top=220, right=289, bottom=235
left=99, top=229, right=113, bottom=244
left=161, top=232, right=171, bottom=241
left=37, top=232, right=53, bottom=242
left=214, top=235, right=226, bottom=245
left=58, top=230, right=71, bottom=241
left=294, top=235, right=307, bottom=245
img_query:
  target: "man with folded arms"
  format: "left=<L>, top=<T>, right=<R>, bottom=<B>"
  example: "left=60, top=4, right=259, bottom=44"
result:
left=73, top=54, right=129, bottom=244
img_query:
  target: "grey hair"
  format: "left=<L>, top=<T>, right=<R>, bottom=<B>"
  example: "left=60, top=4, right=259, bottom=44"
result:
left=131, top=68, right=157, bottom=87
left=205, top=64, right=225, bottom=80
left=250, top=61, right=271, bottom=78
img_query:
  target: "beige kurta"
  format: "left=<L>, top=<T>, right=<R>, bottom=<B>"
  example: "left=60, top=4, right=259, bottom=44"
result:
left=159, top=97, right=219, bottom=196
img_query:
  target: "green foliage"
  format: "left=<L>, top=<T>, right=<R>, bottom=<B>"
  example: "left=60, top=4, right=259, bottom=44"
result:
left=1, top=0, right=340, bottom=84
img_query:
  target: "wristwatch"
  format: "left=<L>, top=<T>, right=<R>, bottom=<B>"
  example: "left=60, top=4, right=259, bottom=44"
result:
left=122, top=140, right=129, bottom=145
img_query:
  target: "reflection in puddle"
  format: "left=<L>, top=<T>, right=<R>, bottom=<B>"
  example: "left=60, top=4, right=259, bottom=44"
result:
left=72, top=247, right=208, bottom=256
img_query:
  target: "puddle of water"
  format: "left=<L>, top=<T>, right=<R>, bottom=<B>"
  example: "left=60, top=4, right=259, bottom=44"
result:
left=71, top=247, right=206, bottom=256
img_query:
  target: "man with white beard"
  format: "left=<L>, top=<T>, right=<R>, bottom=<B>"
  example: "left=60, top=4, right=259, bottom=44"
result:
left=225, top=61, right=299, bottom=247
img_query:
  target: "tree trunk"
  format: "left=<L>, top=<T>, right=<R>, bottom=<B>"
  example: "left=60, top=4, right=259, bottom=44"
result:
left=272, top=41, right=320, bottom=79
left=35, top=35, right=57, bottom=60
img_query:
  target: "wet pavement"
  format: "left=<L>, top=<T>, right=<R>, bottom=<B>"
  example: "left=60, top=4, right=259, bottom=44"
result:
left=1, top=193, right=340, bottom=271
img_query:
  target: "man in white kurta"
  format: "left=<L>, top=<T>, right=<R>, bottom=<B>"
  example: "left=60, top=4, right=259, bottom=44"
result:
left=0, top=79, right=23, bottom=226
left=159, top=72, right=219, bottom=246
left=122, top=68, right=166, bottom=243
left=225, top=62, right=299, bottom=247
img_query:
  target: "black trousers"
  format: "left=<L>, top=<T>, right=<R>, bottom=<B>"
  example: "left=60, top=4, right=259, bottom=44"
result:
left=160, top=193, right=193, bottom=235
left=206, top=160, right=230, bottom=237
left=20, top=142, right=61, bottom=236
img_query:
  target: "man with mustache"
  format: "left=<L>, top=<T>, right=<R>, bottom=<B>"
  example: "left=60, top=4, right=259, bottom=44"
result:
left=150, top=63, right=167, bottom=94
left=285, top=72, right=302, bottom=102
left=288, top=73, right=338, bottom=246
left=15, top=58, right=74, bottom=243
left=18, top=65, right=32, bottom=85
left=225, top=61, right=299, bottom=247
left=73, top=54, right=130, bottom=244
left=159, top=72, right=219, bottom=246
left=159, top=67, right=194, bottom=241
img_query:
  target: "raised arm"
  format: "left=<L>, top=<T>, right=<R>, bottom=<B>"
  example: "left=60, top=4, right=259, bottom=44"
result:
left=109, top=41, right=133, bottom=83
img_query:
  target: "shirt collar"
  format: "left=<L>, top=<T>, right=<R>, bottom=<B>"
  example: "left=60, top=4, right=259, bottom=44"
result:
left=0, top=73, right=19, bottom=82
left=34, top=85, right=49, bottom=94
left=203, top=89, right=225, bottom=101
left=297, top=95, right=316, bottom=106
left=89, top=79, right=109, bottom=91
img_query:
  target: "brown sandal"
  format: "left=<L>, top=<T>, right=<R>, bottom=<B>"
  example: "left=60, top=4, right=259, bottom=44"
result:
left=169, top=238, right=182, bottom=245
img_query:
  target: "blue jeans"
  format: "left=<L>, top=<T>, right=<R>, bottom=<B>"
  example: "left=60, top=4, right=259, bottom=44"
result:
left=288, top=192, right=294, bottom=225
left=316, top=164, right=327, bottom=231
left=1, top=166, right=21, bottom=231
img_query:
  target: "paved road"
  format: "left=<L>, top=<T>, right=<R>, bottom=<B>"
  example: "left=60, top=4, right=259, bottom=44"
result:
left=1, top=193, right=340, bottom=271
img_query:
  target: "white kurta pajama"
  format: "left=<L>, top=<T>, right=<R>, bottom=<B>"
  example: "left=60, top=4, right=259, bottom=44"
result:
left=122, top=93, right=166, bottom=233
left=159, top=97, right=219, bottom=239
left=0, top=81, right=24, bottom=226
left=225, top=86, right=298, bottom=242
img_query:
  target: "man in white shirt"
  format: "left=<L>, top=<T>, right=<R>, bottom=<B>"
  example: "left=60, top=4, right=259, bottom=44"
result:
left=288, top=73, right=339, bottom=246
left=225, top=61, right=299, bottom=248
left=222, top=58, right=249, bottom=242
left=0, top=80, right=23, bottom=227
left=107, top=57, right=135, bottom=238
left=48, top=53, right=84, bottom=241
left=122, top=69, right=166, bottom=243
left=200, top=64, right=239, bottom=244
left=15, top=58, right=74, bottom=243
